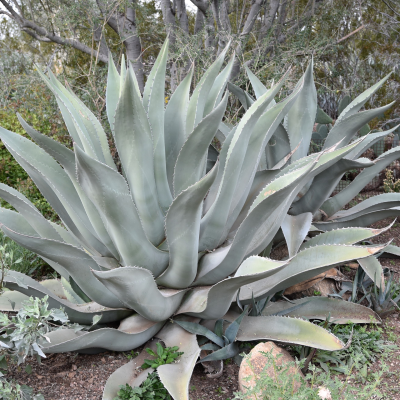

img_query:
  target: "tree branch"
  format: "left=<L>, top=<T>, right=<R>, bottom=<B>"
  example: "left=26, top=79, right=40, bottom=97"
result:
left=381, top=0, right=400, bottom=17
left=337, top=24, right=365, bottom=43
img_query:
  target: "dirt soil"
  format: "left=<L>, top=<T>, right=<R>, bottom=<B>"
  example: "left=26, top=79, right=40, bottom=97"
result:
left=4, top=218, right=400, bottom=400
left=6, top=351, right=240, bottom=400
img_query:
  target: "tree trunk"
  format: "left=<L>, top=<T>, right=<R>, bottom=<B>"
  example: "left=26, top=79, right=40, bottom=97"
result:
left=231, top=0, right=264, bottom=79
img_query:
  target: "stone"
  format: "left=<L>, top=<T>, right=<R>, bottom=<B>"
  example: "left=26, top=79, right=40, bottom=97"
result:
left=238, top=342, right=305, bottom=398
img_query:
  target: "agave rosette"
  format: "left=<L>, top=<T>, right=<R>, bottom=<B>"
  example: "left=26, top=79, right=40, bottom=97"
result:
left=0, top=40, right=398, bottom=399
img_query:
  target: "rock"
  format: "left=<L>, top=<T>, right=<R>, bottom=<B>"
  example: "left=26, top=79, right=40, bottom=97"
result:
left=238, top=342, right=305, bottom=398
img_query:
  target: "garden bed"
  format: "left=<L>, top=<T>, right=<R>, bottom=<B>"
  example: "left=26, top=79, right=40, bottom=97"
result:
left=4, top=219, right=400, bottom=400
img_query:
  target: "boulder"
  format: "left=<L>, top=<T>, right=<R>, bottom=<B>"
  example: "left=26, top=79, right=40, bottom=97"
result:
left=238, top=342, right=305, bottom=398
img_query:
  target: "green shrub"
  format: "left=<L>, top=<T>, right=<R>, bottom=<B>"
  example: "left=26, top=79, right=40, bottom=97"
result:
left=114, top=373, right=171, bottom=400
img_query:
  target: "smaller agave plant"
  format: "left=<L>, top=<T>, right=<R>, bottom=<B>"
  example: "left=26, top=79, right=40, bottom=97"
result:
left=0, top=40, right=398, bottom=400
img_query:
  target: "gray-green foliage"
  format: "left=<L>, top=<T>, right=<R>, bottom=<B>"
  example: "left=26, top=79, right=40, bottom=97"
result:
left=0, top=295, right=77, bottom=364
left=0, top=379, right=44, bottom=400
left=0, top=39, right=399, bottom=399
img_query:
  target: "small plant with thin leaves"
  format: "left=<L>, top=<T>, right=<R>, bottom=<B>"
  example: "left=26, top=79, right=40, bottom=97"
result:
left=141, top=343, right=183, bottom=369
left=0, top=295, right=80, bottom=365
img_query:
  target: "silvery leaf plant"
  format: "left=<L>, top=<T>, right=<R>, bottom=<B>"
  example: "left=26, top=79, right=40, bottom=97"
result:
left=0, top=39, right=399, bottom=399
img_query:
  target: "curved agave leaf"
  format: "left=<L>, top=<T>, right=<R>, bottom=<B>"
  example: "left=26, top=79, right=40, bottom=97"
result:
left=233, top=315, right=344, bottom=350
left=92, top=267, right=188, bottom=322
left=345, top=125, right=400, bottom=160
left=143, top=38, right=168, bottom=109
left=327, top=193, right=400, bottom=221
left=330, top=195, right=400, bottom=222
left=227, top=81, right=254, bottom=110
left=290, top=158, right=375, bottom=216
left=46, top=69, right=115, bottom=169
left=264, top=124, right=291, bottom=170
left=239, top=243, right=386, bottom=302
left=35, top=68, right=96, bottom=159
left=157, top=166, right=218, bottom=289
left=75, top=145, right=169, bottom=273
left=114, top=66, right=164, bottom=244
left=0, top=183, right=61, bottom=240
left=17, top=116, right=120, bottom=259
left=157, top=321, right=201, bottom=400
left=0, top=208, right=42, bottom=238
left=281, top=213, right=313, bottom=257
left=226, top=74, right=301, bottom=232
left=328, top=193, right=400, bottom=221
left=336, top=73, right=392, bottom=124
left=269, top=143, right=300, bottom=171
left=176, top=258, right=288, bottom=319
left=203, top=127, right=236, bottom=214
left=379, top=244, right=400, bottom=258
left=173, top=94, right=228, bottom=196
left=287, top=61, right=317, bottom=161
left=322, top=147, right=400, bottom=217
left=1, top=271, right=131, bottom=324
left=261, top=297, right=381, bottom=324
left=195, top=161, right=315, bottom=286
left=42, top=314, right=165, bottom=353
left=315, top=208, right=400, bottom=231
left=106, top=56, right=121, bottom=133
left=186, top=43, right=229, bottom=134
left=0, top=226, right=124, bottom=309
left=245, top=65, right=268, bottom=99
left=358, top=256, right=384, bottom=290
left=323, top=102, right=395, bottom=150
left=165, top=66, right=193, bottom=191
left=143, top=39, right=173, bottom=213
left=0, top=126, right=111, bottom=257
left=204, top=55, right=234, bottom=116
left=229, top=169, right=278, bottom=233
left=199, top=70, right=294, bottom=251
left=0, top=210, right=73, bottom=280
left=299, top=224, right=393, bottom=251
left=198, top=342, right=240, bottom=363
left=17, top=114, right=76, bottom=175
left=61, top=277, right=86, bottom=304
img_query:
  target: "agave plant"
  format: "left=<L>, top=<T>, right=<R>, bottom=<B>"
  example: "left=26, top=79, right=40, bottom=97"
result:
left=0, top=40, right=398, bottom=399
